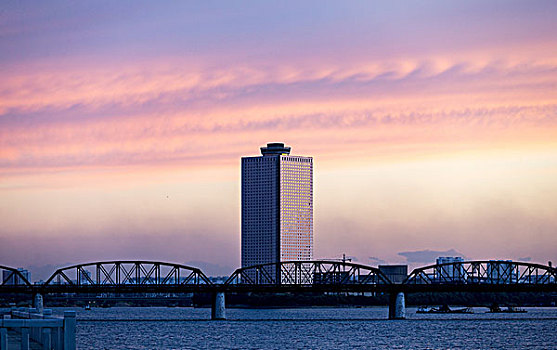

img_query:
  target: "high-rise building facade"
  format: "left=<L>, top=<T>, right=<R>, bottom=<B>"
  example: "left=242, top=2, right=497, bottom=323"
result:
left=241, top=143, right=313, bottom=272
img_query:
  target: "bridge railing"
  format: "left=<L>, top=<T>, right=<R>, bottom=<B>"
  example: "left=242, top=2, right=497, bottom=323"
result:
left=225, top=260, right=392, bottom=286
left=404, top=261, right=556, bottom=285
left=43, top=261, right=212, bottom=286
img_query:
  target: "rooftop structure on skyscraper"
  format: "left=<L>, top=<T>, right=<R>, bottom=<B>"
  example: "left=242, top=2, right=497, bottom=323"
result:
left=260, top=142, right=291, bottom=156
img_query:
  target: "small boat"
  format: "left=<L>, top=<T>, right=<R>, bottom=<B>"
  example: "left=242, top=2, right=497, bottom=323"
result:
left=84, top=304, right=91, bottom=310
left=417, top=305, right=473, bottom=314
left=487, top=305, right=527, bottom=313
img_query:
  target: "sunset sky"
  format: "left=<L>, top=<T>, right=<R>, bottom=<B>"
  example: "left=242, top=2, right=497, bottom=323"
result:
left=1, top=1, right=556, bottom=279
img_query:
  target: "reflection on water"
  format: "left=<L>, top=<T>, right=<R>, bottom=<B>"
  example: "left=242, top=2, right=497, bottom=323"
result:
left=50, top=307, right=557, bottom=349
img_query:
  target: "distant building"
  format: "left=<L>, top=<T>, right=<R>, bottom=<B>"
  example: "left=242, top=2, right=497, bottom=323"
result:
left=378, top=265, right=408, bottom=284
left=241, top=143, right=313, bottom=282
left=79, top=269, right=92, bottom=285
left=435, top=257, right=465, bottom=283
left=487, top=260, right=518, bottom=284
left=313, top=271, right=350, bottom=285
left=2, top=268, right=30, bottom=285
left=208, top=276, right=228, bottom=285
left=436, top=256, right=464, bottom=265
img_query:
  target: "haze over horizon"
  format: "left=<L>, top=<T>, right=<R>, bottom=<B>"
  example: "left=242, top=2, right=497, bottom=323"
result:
left=1, top=1, right=556, bottom=280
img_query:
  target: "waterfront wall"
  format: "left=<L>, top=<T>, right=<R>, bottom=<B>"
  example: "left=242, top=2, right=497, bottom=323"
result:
left=1, top=307, right=75, bottom=350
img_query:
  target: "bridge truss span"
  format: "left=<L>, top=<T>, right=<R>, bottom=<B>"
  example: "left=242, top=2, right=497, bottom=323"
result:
left=225, top=260, right=392, bottom=289
left=404, top=260, right=556, bottom=288
left=0, top=265, right=31, bottom=287
left=44, top=261, right=212, bottom=288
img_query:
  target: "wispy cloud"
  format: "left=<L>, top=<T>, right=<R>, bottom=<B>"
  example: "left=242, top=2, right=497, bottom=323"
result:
left=2, top=58, right=556, bottom=115
left=1, top=58, right=556, bottom=172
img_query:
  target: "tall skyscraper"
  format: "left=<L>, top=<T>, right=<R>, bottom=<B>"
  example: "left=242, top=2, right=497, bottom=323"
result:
left=241, top=143, right=313, bottom=273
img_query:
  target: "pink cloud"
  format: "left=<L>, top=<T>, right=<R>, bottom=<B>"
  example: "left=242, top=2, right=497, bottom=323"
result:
left=0, top=54, right=556, bottom=173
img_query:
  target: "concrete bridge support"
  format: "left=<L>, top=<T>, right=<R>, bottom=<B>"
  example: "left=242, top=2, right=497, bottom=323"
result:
left=211, top=292, right=226, bottom=320
left=33, top=294, right=44, bottom=314
left=388, top=292, right=406, bottom=319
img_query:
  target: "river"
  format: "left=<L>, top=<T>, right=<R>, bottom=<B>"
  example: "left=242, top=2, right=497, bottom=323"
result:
left=48, top=306, right=556, bottom=349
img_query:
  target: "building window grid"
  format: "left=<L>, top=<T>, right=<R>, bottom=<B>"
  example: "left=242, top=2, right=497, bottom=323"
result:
left=279, top=157, right=313, bottom=261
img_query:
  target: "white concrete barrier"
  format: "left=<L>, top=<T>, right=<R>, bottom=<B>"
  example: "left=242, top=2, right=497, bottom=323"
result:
left=1, top=306, right=75, bottom=350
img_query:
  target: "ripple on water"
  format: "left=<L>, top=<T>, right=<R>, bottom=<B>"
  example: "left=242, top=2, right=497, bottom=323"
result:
left=46, top=307, right=557, bottom=350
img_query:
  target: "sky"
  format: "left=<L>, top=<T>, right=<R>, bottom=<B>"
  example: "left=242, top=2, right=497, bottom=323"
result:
left=1, top=1, right=556, bottom=279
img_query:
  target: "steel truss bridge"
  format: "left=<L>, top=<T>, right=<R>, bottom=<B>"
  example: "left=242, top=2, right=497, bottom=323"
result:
left=1, top=260, right=555, bottom=294
left=1, top=260, right=555, bottom=319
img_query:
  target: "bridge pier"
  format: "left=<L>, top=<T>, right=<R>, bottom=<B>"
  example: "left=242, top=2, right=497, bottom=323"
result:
left=211, top=292, right=226, bottom=320
left=33, top=294, right=44, bottom=314
left=388, top=292, right=406, bottom=319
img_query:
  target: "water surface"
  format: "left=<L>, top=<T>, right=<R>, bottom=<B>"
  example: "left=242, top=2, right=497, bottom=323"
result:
left=49, top=306, right=557, bottom=349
